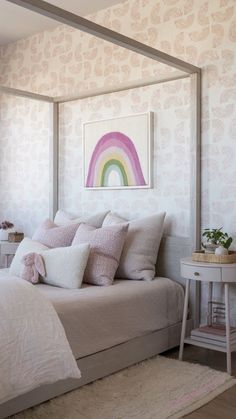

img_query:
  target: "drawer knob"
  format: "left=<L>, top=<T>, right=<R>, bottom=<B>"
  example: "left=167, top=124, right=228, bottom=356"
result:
left=194, top=272, right=200, bottom=276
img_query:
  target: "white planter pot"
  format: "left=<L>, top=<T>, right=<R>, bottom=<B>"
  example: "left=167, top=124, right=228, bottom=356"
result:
left=204, top=243, right=218, bottom=254
left=0, top=228, right=15, bottom=241
left=215, top=246, right=228, bottom=256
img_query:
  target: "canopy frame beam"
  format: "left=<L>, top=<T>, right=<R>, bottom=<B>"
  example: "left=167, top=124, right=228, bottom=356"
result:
left=7, top=0, right=200, bottom=75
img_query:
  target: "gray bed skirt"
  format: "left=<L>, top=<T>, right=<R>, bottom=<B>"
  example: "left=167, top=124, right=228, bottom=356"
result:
left=0, top=320, right=192, bottom=419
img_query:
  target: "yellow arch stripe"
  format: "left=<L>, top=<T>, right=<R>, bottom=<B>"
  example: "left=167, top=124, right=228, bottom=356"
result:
left=94, top=152, right=135, bottom=186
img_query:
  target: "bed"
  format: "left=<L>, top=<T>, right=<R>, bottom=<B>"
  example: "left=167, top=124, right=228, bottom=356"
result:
left=0, top=232, right=193, bottom=419
left=38, top=276, right=184, bottom=359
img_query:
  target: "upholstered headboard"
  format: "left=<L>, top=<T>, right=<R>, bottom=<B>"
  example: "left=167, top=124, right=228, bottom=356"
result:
left=157, top=234, right=199, bottom=326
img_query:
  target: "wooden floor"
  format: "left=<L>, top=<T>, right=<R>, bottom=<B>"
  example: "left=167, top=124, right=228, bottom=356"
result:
left=163, top=345, right=236, bottom=419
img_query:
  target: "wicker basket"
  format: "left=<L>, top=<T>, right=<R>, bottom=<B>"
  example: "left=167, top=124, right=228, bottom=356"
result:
left=8, top=232, right=24, bottom=243
left=192, top=250, right=236, bottom=264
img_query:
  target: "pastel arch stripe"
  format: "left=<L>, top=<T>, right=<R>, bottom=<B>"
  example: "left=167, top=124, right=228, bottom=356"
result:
left=101, top=159, right=129, bottom=186
left=86, top=132, right=146, bottom=187
left=95, top=149, right=135, bottom=186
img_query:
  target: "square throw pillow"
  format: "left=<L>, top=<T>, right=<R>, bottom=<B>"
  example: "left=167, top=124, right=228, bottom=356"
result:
left=32, top=219, right=80, bottom=248
left=54, top=210, right=110, bottom=228
left=72, top=223, right=128, bottom=286
left=41, top=244, right=90, bottom=289
left=102, top=212, right=126, bottom=227
left=10, top=238, right=49, bottom=277
left=102, top=212, right=166, bottom=280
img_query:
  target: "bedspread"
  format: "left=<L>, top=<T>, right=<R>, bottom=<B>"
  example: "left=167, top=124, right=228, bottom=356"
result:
left=0, top=274, right=80, bottom=405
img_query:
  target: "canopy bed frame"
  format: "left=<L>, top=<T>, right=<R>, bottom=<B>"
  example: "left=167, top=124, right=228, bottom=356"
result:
left=0, top=1, right=201, bottom=416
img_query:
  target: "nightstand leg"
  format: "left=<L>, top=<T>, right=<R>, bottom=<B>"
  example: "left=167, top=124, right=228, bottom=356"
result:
left=208, top=282, right=213, bottom=326
left=4, top=255, right=9, bottom=269
left=179, top=278, right=190, bottom=360
left=225, top=283, right=232, bottom=375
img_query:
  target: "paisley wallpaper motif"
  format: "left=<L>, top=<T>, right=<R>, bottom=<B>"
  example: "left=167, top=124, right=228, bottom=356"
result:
left=59, top=79, right=191, bottom=237
left=0, top=95, right=51, bottom=236
left=0, top=0, right=235, bottom=241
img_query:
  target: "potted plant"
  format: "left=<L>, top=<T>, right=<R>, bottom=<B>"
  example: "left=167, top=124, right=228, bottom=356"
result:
left=0, top=221, right=15, bottom=241
left=202, top=227, right=233, bottom=255
left=216, top=232, right=233, bottom=255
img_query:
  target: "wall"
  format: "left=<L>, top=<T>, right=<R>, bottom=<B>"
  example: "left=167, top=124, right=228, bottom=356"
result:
left=0, top=0, right=235, bottom=239
left=59, top=80, right=191, bottom=237
left=0, top=0, right=236, bottom=274
left=0, top=0, right=194, bottom=238
left=0, top=95, right=51, bottom=236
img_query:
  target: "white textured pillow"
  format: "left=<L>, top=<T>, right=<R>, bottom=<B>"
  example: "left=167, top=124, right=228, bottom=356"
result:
left=102, top=212, right=166, bottom=280
left=54, top=210, right=79, bottom=225
left=41, top=244, right=90, bottom=289
left=102, top=212, right=126, bottom=227
left=10, top=238, right=49, bottom=277
left=54, top=210, right=110, bottom=228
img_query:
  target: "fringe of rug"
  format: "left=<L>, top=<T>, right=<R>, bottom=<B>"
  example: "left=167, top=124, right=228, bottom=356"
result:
left=169, top=378, right=236, bottom=419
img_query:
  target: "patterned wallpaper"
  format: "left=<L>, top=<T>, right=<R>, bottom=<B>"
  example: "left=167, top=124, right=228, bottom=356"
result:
left=0, top=0, right=236, bottom=242
left=0, top=95, right=51, bottom=236
left=59, top=79, right=191, bottom=237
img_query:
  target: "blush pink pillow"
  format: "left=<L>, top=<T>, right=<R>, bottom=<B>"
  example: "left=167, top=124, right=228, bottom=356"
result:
left=32, top=219, right=80, bottom=248
left=72, top=223, right=128, bottom=286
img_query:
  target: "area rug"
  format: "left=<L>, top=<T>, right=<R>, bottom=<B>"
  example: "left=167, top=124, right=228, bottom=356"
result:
left=14, top=355, right=235, bottom=419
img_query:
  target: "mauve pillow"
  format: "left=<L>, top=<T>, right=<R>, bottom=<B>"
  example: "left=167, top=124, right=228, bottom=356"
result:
left=54, top=210, right=110, bottom=228
left=102, top=212, right=166, bottom=280
left=32, top=219, right=80, bottom=248
left=72, top=223, right=128, bottom=286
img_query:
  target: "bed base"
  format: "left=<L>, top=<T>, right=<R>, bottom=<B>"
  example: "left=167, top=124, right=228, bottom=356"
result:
left=0, top=320, right=192, bottom=418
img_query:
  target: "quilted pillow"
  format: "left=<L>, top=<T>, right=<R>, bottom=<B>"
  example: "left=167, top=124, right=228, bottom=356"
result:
left=32, top=219, right=80, bottom=248
left=10, top=237, right=49, bottom=277
left=54, top=210, right=110, bottom=228
left=102, top=212, right=166, bottom=280
left=72, top=223, right=128, bottom=286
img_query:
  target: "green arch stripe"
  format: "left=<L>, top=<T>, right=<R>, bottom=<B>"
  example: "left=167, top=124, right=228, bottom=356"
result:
left=103, top=164, right=124, bottom=186
left=101, top=159, right=128, bottom=187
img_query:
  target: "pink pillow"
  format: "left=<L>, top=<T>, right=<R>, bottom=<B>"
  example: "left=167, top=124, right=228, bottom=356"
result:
left=72, top=223, right=128, bottom=286
left=32, top=219, right=80, bottom=248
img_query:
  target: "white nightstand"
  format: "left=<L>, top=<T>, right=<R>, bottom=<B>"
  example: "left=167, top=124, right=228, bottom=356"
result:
left=179, top=257, right=236, bottom=375
left=0, top=241, right=19, bottom=268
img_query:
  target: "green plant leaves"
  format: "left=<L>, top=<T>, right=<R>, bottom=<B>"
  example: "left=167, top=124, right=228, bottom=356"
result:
left=202, top=228, right=233, bottom=249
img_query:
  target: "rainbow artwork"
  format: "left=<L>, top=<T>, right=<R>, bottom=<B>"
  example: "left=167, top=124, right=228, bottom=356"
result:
left=85, top=131, right=147, bottom=188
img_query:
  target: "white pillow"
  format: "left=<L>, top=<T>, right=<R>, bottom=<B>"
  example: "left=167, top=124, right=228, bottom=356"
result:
left=54, top=210, right=110, bottom=228
left=10, top=238, right=49, bottom=277
left=102, top=212, right=166, bottom=280
left=41, top=244, right=90, bottom=289
left=102, top=212, right=125, bottom=227
left=54, top=210, right=78, bottom=225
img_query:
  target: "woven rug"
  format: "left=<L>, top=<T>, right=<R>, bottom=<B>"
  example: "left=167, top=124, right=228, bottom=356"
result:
left=14, top=355, right=235, bottom=419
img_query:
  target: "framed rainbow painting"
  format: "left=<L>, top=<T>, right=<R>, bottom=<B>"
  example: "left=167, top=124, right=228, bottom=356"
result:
left=83, top=112, right=153, bottom=190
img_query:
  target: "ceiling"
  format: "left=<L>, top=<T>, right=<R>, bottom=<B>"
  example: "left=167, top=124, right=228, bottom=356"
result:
left=0, top=0, right=123, bottom=45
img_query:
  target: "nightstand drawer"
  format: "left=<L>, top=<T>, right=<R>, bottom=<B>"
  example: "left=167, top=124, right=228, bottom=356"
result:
left=181, top=263, right=221, bottom=282
left=222, top=268, right=236, bottom=283
left=0, top=242, right=19, bottom=255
